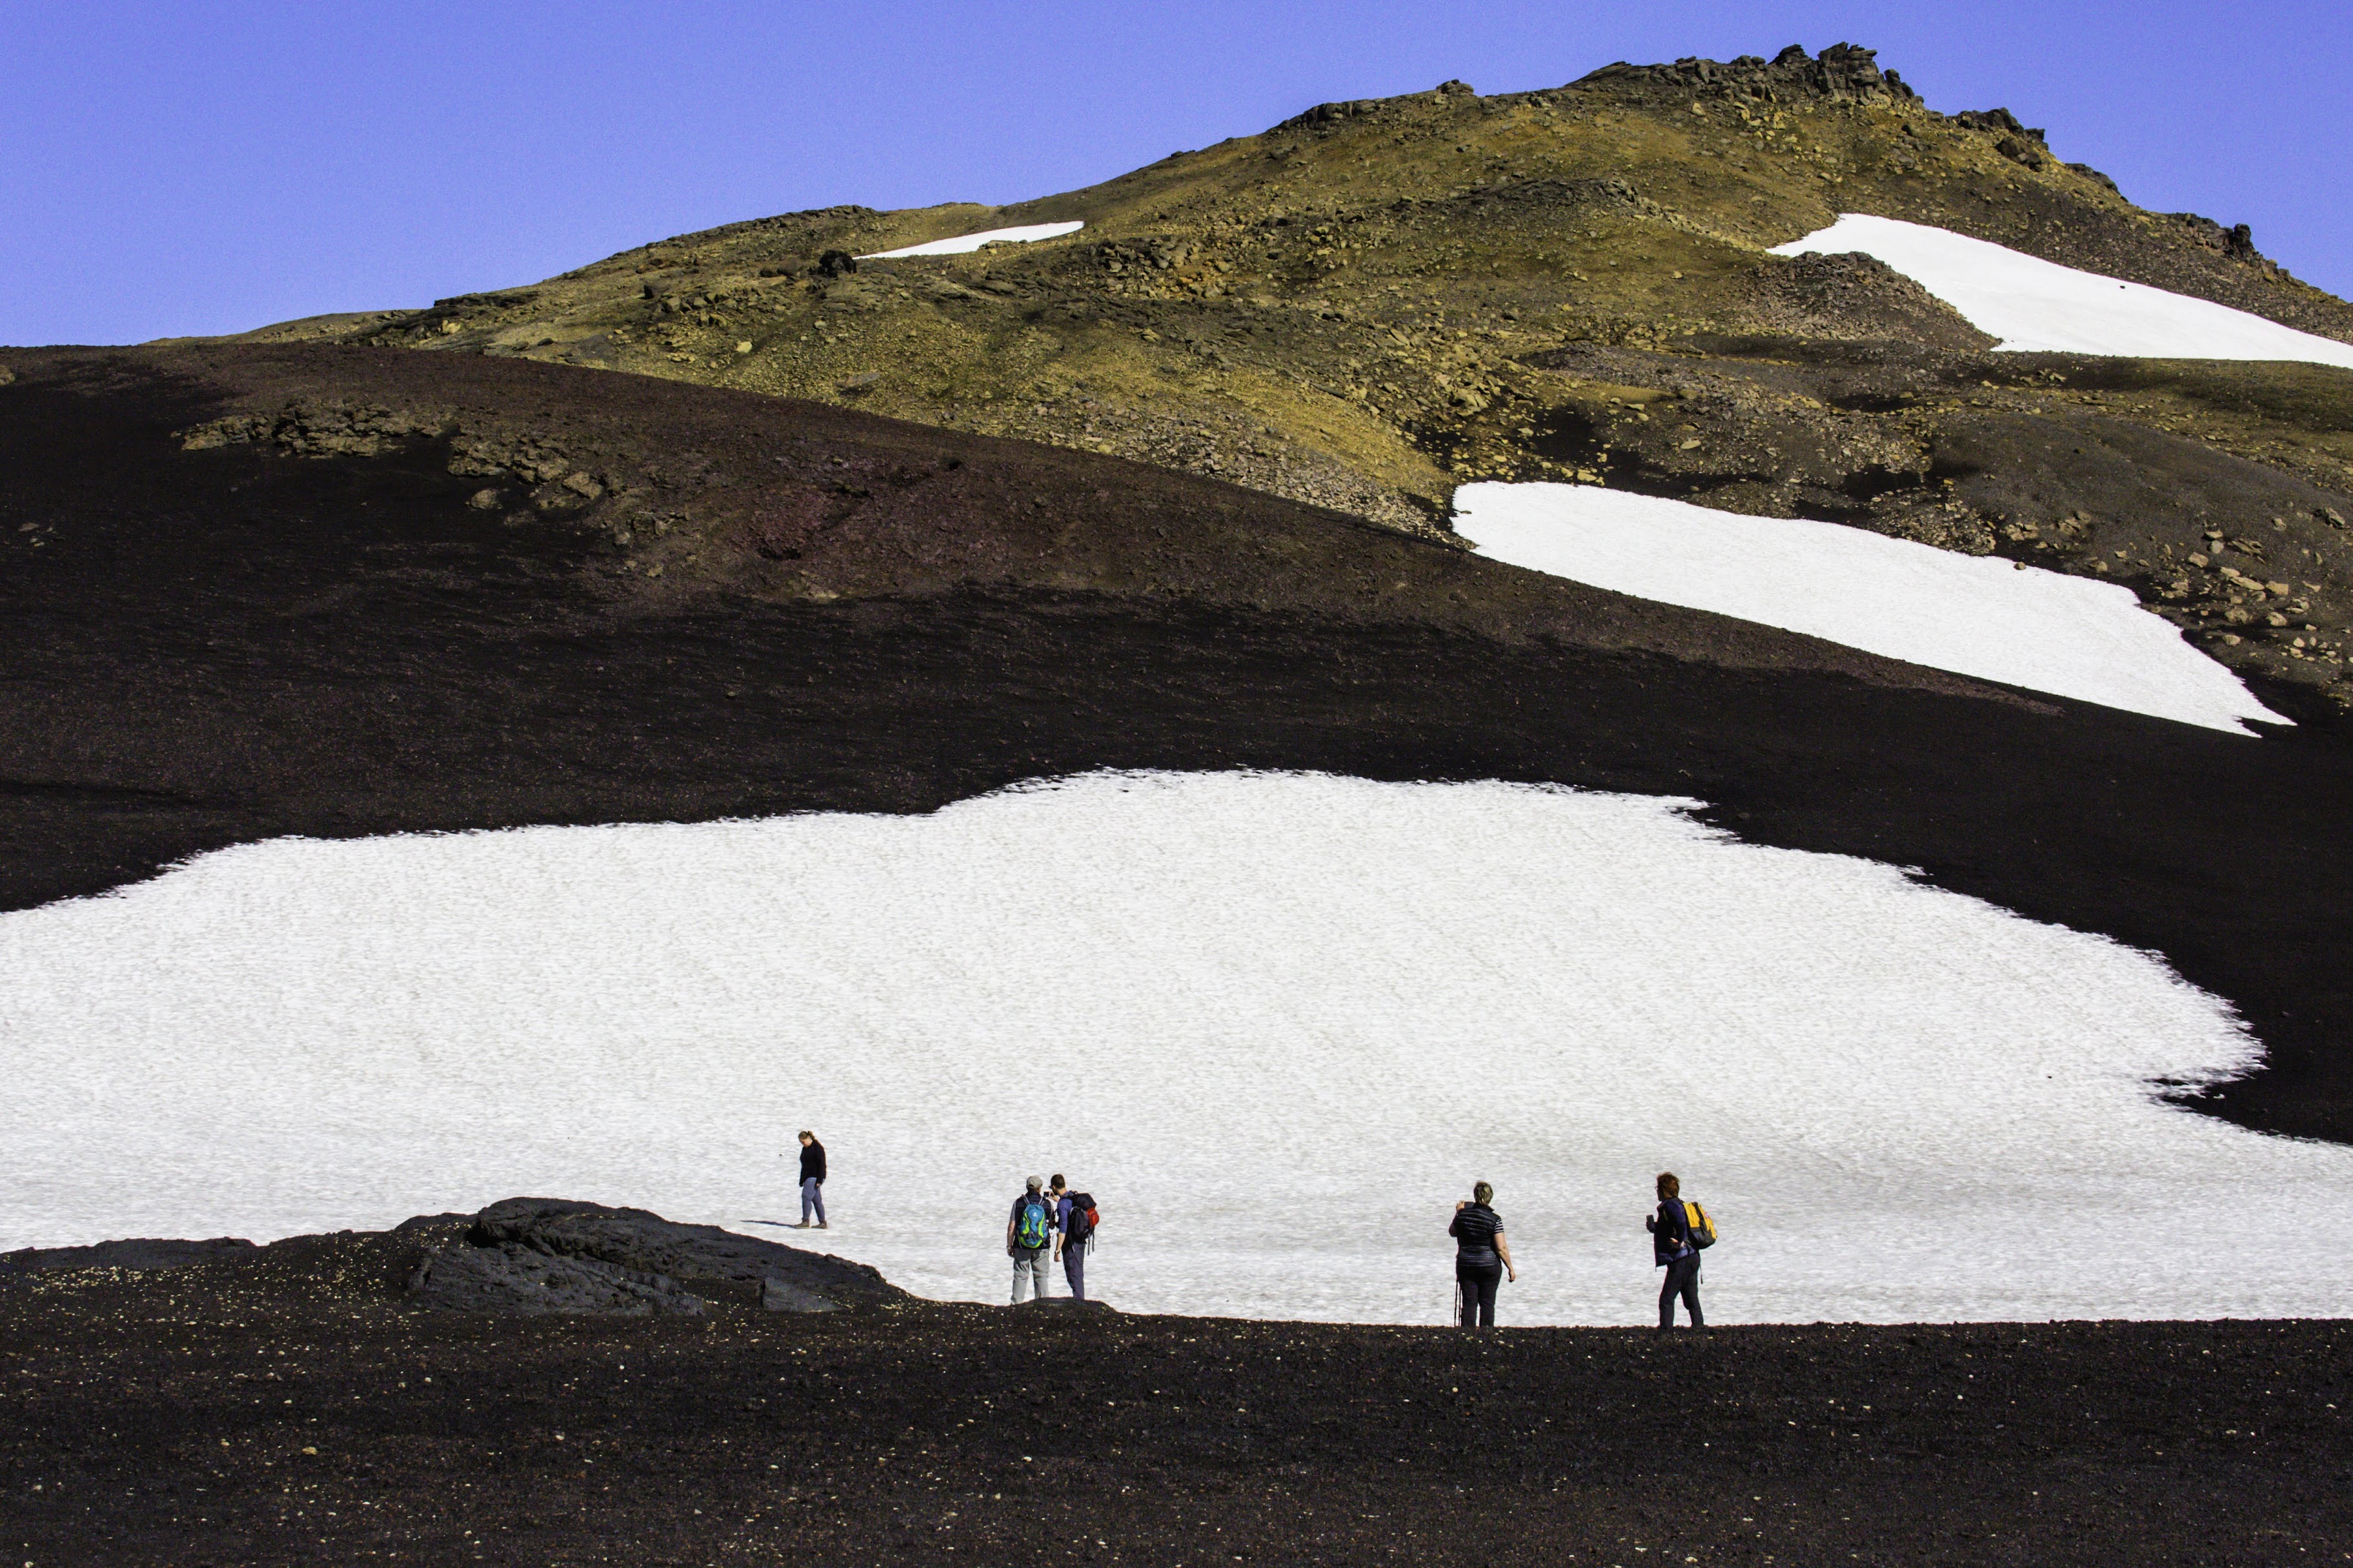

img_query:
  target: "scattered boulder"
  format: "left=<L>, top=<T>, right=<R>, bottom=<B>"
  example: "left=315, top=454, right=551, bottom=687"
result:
left=816, top=250, right=858, bottom=278
left=2067, top=161, right=2122, bottom=195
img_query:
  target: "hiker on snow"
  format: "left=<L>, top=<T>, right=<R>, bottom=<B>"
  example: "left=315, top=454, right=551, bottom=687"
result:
left=794, top=1131, right=827, bottom=1231
left=1646, top=1171, right=1711, bottom=1330
left=1449, top=1181, right=1515, bottom=1328
left=1007, top=1175, right=1055, bottom=1302
left=1050, top=1175, right=1099, bottom=1303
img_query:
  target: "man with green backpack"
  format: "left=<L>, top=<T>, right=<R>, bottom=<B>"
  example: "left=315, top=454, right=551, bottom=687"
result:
left=1006, top=1175, right=1056, bottom=1303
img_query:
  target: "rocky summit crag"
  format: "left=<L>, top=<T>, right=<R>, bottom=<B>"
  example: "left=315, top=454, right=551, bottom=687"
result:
left=216, top=43, right=2353, bottom=709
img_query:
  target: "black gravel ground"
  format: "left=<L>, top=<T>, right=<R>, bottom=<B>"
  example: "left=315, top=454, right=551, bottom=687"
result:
left=3, top=1235, right=2350, bottom=1567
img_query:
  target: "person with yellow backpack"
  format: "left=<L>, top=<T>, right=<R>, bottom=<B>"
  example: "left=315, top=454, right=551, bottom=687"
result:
left=1646, top=1171, right=1715, bottom=1330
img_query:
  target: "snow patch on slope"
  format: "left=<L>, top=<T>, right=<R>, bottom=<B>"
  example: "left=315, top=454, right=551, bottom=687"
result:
left=860, top=221, right=1084, bottom=259
left=6, top=771, right=2348, bottom=1326
left=1456, top=482, right=2287, bottom=735
left=1772, top=214, right=2353, bottom=367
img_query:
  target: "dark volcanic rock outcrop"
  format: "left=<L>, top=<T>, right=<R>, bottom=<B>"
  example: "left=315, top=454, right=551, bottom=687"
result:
left=407, top=1197, right=898, bottom=1315
left=463, top=1197, right=895, bottom=1308
left=3, top=1200, right=896, bottom=1316
left=0, top=1236, right=257, bottom=1275
left=406, top=1239, right=711, bottom=1316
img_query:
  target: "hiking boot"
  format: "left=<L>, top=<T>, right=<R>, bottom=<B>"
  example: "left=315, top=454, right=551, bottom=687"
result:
left=790, top=1221, right=811, bottom=1229
left=817, top=1221, right=829, bottom=1230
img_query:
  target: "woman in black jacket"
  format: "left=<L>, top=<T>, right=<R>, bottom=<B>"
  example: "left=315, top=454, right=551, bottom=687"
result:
left=1448, top=1181, right=1515, bottom=1327
left=794, top=1131, right=827, bottom=1230
left=1646, top=1171, right=1703, bottom=1329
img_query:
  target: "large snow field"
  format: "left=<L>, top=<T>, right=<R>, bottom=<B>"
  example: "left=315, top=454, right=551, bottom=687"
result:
left=1772, top=213, right=2353, bottom=367
left=7, top=771, right=2350, bottom=1325
left=1455, top=481, right=2288, bottom=735
left=859, top=220, right=1084, bottom=259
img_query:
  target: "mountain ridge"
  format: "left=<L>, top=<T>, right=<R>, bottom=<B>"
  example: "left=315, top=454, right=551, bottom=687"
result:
left=208, top=43, right=2353, bottom=710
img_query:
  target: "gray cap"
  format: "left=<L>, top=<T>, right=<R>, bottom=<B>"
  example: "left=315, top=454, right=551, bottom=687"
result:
left=1025, top=1174, right=1044, bottom=1192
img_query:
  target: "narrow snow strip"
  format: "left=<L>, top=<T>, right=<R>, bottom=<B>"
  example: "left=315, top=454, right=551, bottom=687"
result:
left=859, top=220, right=1084, bottom=259
left=6, top=771, right=2350, bottom=1326
left=1456, top=481, right=2287, bottom=734
left=1772, top=213, right=2353, bottom=367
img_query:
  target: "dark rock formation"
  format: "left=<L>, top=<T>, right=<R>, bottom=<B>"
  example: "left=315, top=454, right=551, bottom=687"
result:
left=406, top=1239, right=708, bottom=1316
left=0, top=1236, right=257, bottom=1274
left=467, top=1196, right=900, bottom=1306
left=1579, top=43, right=1918, bottom=106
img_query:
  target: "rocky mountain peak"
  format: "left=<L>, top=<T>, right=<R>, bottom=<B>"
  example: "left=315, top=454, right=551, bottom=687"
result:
left=1577, top=41, right=1919, bottom=106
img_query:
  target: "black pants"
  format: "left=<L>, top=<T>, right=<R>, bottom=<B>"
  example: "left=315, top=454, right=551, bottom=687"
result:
left=1457, top=1260, right=1502, bottom=1327
left=1659, top=1253, right=1704, bottom=1329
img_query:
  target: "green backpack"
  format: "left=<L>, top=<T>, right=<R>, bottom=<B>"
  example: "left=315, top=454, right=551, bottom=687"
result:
left=1015, top=1195, right=1051, bottom=1250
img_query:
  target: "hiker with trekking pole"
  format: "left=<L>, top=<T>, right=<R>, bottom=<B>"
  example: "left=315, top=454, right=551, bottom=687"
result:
left=1449, top=1181, right=1515, bottom=1328
left=1647, top=1171, right=1715, bottom=1330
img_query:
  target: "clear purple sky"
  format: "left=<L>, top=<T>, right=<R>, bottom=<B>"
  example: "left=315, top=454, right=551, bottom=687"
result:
left=5, top=1, right=2347, bottom=347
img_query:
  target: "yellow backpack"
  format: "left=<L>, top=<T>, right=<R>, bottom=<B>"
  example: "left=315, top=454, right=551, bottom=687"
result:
left=1683, top=1200, right=1717, bottom=1250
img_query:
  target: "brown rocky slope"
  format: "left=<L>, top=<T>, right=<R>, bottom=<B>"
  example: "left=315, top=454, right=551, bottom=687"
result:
left=221, top=44, right=2353, bottom=711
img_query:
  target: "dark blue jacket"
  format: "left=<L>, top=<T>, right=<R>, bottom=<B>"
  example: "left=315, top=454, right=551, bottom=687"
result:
left=1647, top=1198, right=1691, bottom=1267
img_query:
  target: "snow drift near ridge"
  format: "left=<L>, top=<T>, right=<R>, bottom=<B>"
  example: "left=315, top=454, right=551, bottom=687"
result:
left=860, top=220, right=1084, bottom=259
left=1772, top=214, right=2353, bottom=367
left=1455, top=482, right=2287, bottom=735
left=6, top=771, right=2350, bottom=1326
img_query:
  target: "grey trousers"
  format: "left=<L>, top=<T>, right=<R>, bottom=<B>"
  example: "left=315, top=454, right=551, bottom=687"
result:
left=1011, top=1246, right=1051, bottom=1302
left=800, top=1177, right=825, bottom=1225
left=1062, top=1245, right=1086, bottom=1302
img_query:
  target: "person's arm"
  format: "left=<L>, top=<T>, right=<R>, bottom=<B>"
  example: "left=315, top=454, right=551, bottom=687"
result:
left=1495, top=1229, right=1515, bottom=1283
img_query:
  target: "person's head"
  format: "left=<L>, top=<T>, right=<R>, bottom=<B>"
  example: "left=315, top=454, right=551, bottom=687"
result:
left=798, top=1131, right=814, bottom=1145
left=1657, top=1172, right=1680, bottom=1200
left=1473, top=1180, right=1493, bottom=1206
left=1049, top=1174, right=1066, bottom=1193
left=1026, top=1174, right=1044, bottom=1193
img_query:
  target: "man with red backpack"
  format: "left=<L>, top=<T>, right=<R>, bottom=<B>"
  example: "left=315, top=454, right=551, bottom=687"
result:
left=1050, top=1175, right=1099, bottom=1303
